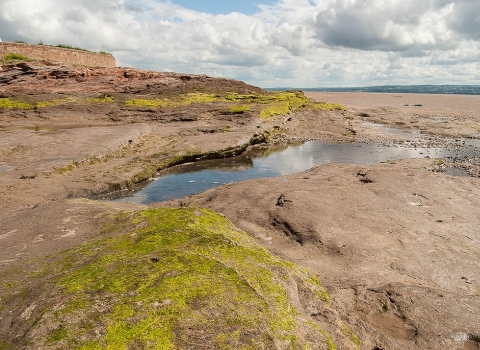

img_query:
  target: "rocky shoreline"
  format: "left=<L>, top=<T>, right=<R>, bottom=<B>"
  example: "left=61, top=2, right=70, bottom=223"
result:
left=1, top=62, right=479, bottom=349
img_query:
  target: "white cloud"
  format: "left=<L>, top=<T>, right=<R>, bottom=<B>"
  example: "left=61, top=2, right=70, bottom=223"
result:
left=0, top=0, right=479, bottom=87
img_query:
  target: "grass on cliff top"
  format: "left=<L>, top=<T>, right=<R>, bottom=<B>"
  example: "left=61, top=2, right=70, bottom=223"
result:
left=1, top=208, right=337, bottom=350
left=1, top=52, right=31, bottom=64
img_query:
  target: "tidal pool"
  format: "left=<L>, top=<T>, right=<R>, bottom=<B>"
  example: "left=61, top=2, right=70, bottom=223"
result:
left=0, top=163, right=13, bottom=171
left=108, top=125, right=479, bottom=204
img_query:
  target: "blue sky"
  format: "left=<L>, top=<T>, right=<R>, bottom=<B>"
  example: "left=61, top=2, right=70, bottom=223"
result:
left=1, top=0, right=480, bottom=88
left=171, top=0, right=278, bottom=15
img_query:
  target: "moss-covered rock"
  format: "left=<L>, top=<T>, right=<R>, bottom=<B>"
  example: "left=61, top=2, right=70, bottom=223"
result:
left=0, top=208, right=355, bottom=350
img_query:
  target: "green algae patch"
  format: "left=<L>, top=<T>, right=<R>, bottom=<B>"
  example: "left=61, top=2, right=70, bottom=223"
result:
left=124, top=98, right=168, bottom=108
left=36, top=97, right=71, bottom=108
left=0, top=97, right=73, bottom=110
left=312, top=102, right=347, bottom=112
left=0, top=98, right=33, bottom=110
left=123, top=93, right=220, bottom=109
left=260, top=102, right=291, bottom=120
left=89, top=94, right=116, bottom=104
left=341, top=323, right=361, bottom=349
left=13, top=208, right=334, bottom=349
left=229, top=104, right=251, bottom=114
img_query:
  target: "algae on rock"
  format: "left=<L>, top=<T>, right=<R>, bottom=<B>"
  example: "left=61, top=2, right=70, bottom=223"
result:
left=0, top=207, right=354, bottom=350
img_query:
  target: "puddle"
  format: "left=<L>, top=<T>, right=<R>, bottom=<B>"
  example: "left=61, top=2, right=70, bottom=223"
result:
left=105, top=123, right=480, bottom=204
left=0, top=163, right=13, bottom=171
left=362, top=122, right=412, bottom=135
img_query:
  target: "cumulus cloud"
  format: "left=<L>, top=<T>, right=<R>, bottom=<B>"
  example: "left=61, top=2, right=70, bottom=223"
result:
left=312, top=0, right=457, bottom=51
left=0, top=0, right=479, bottom=87
left=447, top=1, right=480, bottom=40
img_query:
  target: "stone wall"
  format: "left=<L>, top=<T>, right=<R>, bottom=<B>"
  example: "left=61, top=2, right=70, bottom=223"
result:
left=0, top=42, right=116, bottom=68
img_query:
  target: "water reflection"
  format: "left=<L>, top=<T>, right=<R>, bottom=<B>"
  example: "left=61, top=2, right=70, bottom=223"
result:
left=110, top=132, right=478, bottom=204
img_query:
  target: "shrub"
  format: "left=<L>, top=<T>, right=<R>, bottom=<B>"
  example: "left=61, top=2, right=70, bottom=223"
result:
left=1, top=52, right=30, bottom=63
left=55, top=44, right=90, bottom=52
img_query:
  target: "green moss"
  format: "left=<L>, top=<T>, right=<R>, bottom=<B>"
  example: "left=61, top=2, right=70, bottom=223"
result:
left=89, top=94, right=115, bottom=104
left=341, top=324, right=361, bottom=349
left=123, top=93, right=219, bottom=109
left=225, top=91, right=306, bottom=105
left=229, top=105, right=251, bottom=114
left=36, top=98, right=70, bottom=108
left=124, top=98, right=168, bottom=108
left=0, top=98, right=33, bottom=110
left=0, top=340, right=11, bottom=350
left=260, top=102, right=291, bottom=120
left=306, top=275, right=330, bottom=303
left=312, top=102, right=347, bottom=111
left=306, top=322, right=337, bottom=350
left=26, top=208, right=331, bottom=349
left=320, top=330, right=337, bottom=350
left=48, top=326, right=68, bottom=343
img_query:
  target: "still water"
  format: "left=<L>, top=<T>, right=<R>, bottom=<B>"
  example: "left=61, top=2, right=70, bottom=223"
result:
left=110, top=125, right=479, bottom=204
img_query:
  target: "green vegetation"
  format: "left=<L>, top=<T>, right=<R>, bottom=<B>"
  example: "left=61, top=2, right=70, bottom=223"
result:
left=124, top=92, right=219, bottom=109
left=0, top=208, right=336, bottom=349
left=55, top=44, right=113, bottom=56
left=1, top=52, right=31, bottom=63
left=36, top=97, right=71, bottom=108
left=89, top=94, right=115, bottom=104
left=54, top=140, right=136, bottom=174
left=0, top=98, right=33, bottom=110
left=0, top=97, right=73, bottom=110
left=260, top=102, right=291, bottom=119
left=56, top=43, right=90, bottom=51
left=121, top=90, right=346, bottom=123
left=229, top=105, right=251, bottom=114
left=321, top=330, right=337, bottom=350
left=257, top=92, right=309, bottom=120
left=124, top=98, right=168, bottom=108
left=312, top=102, right=347, bottom=111
left=341, top=324, right=361, bottom=349
left=306, top=322, right=337, bottom=350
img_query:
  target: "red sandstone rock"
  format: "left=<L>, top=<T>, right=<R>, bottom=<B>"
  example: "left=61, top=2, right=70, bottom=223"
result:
left=0, top=61, right=261, bottom=97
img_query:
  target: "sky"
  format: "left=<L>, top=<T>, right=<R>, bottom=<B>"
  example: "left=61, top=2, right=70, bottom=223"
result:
left=0, top=0, right=479, bottom=88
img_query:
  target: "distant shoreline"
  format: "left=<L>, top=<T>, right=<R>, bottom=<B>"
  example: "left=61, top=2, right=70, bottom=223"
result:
left=266, top=85, right=480, bottom=95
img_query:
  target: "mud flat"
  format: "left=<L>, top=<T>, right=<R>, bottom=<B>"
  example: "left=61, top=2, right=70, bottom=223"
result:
left=0, top=62, right=479, bottom=349
left=305, top=91, right=480, bottom=139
